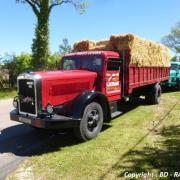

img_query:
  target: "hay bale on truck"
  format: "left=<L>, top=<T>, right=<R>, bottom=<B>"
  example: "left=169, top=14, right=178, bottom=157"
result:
left=109, top=34, right=171, bottom=67
left=73, top=40, right=96, bottom=52
left=73, top=39, right=111, bottom=51
left=73, top=33, right=171, bottom=67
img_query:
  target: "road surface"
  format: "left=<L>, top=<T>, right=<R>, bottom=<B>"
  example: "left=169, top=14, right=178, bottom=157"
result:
left=0, top=99, right=73, bottom=180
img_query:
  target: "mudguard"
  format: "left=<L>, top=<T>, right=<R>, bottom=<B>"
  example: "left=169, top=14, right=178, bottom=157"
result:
left=54, top=91, right=111, bottom=122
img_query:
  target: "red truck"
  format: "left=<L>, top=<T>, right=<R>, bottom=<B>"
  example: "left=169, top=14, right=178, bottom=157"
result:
left=10, top=51, right=169, bottom=141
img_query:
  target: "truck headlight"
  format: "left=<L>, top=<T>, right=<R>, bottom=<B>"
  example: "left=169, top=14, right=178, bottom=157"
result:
left=47, top=104, right=54, bottom=114
left=13, top=99, right=18, bottom=109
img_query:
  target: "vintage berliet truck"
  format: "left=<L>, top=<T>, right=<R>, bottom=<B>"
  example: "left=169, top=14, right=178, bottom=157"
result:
left=10, top=50, right=169, bottom=141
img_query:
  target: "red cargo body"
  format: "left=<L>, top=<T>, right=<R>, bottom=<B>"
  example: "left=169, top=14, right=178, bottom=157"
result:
left=99, top=51, right=170, bottom=102
left=127, top=66, right=169, bottom=94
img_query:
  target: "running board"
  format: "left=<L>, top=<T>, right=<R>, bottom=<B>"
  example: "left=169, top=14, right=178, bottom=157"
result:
left=111, top=111, right=123, bottom=118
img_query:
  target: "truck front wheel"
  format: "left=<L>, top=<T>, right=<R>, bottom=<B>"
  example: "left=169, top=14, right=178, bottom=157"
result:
left=74, top=102, right=104, bottom=141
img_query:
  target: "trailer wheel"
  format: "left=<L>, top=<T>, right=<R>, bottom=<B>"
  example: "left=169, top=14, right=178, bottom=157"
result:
left=146, top=83, right=161, bottom=105
left=177, top=81, right=180, bottom=91
left=74, top=102, right=103, bottom=141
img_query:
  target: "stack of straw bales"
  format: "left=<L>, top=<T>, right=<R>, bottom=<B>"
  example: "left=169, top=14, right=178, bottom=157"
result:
left=73, top=34, right=171, bottom=67
left=73, top=40, right=96, bottom=52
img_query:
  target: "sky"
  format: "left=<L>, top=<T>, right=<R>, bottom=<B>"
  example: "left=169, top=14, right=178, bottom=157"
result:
left=0, top=0, right=180, bottom=55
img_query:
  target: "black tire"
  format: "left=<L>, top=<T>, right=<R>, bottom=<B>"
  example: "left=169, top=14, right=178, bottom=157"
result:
left=74, top=102, right=104, bottom=141
left=177, top=82, right=180, bottom=91
left=146, top=83, right=161, bottom=105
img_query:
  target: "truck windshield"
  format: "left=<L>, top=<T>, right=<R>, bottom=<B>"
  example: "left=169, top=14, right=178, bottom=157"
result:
left=171, top=64, right=179, bottom=71
left=61, top=57, right=80, bottom=70
left=61, top=55, right=103, bottom=72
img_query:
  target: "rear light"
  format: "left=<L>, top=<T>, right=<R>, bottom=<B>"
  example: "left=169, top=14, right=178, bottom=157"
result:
left=46, top=104, right=54, bottom=114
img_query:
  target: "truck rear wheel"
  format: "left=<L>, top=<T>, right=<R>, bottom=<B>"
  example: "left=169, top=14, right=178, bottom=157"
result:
left=74, top=102, right=103, bottom=141
left=146, top=83, right=161, bottom=105
left=177, top=82, right=180, bottom=91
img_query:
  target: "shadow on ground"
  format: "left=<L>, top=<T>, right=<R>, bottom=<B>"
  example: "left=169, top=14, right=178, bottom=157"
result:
left=162, top=86, right=179, bottom=93
left=0, top=123, right=112, bottom=157
left=100, top=113, right=180, bottom=179
left=0, top=96, right=164, bottom=158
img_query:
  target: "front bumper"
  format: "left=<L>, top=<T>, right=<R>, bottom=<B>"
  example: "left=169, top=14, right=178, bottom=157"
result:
left=10, top=109, right=80, bottom=129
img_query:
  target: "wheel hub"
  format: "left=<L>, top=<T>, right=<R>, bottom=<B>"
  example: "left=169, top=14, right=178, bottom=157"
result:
left=87, top=110, right=99, bottom=132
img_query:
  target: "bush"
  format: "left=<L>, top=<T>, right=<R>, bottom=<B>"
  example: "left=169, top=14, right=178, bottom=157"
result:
left=1, top=53, right=61, bottom=87
left=2, top=53, right=32, bottom=87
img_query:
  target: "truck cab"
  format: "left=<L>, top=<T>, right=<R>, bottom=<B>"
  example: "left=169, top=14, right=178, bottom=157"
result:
left=61, top=51, right=122, bottom=101
left=166, top=61, right=180, bottom=90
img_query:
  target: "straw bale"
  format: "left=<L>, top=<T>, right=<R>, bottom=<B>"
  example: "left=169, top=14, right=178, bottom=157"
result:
left=73, top=40, right=96, bottom=52
left=73, top=34, right=171, bottom=67
left=109, top=34, right=171, bottom=66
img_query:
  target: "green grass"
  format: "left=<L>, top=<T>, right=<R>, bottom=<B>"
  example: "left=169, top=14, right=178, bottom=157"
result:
left=0, top=88, right=17, bottom=99
left=8, top=91, right=180, bottom=180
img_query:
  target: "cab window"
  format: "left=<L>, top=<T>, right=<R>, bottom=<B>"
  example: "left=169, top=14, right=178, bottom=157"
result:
left=61, top=55, right=103, bottom=72
left=82, top=56, right=102, bottom=72
left=62, top=57, right=80, bottom=70
left=107, top=58, right=121, bottom=71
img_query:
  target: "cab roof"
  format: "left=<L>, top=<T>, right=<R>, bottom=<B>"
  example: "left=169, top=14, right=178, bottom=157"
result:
left=64, top=51, right=120, bottom=58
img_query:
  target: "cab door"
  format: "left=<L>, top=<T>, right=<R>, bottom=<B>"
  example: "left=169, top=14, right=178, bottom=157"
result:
left=106, top=58, right=122, bottom=101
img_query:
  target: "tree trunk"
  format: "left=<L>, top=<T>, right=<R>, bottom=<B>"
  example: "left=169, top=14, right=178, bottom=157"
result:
left=32, top=0, right=50, bottom=70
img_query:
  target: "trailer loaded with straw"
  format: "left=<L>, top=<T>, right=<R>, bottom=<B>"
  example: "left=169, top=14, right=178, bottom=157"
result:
left=10, top=33, right=171, bottom=141
left=73, top=33, right=171, bottom=102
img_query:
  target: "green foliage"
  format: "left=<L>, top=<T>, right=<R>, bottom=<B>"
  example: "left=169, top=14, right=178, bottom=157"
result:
left=1, top=52, right=62, bottom=87
left=59, top=38, right=72, bottom=55
left=31, top=0, right=50, bottom=70
left=0, top=88, right=17, bottom=99
left=16, top=0, right=87, bottom=70
left=47, top=52, right=62, bottom=70
left=3, top=53, right=33, bottom=87
left=171, top=56, right=177, bottom=62
left=162, top=21, right=180, bottom=53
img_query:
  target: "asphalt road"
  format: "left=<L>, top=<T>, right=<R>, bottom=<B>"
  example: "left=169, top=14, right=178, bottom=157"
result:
left=0, top=99, right=74, bottom=180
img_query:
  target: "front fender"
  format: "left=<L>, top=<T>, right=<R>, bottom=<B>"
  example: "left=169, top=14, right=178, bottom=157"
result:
left=73, top=91, right=110, bottom=120
left=54, top=91, right=111, bottom=122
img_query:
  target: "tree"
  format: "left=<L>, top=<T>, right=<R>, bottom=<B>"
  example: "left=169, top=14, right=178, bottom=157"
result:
left=47, top=52, right=62, bottom=70
left=16, top=0, right=87, bottom=70
left=59, top=38, right=72, bottom=55
left=162, top=21, right=180, bottom=54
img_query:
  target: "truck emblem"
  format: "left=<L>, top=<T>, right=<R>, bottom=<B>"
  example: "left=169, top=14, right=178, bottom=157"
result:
left=22, top=96, right=34, bottom=104
left=27, top=82, right=34, bottom=85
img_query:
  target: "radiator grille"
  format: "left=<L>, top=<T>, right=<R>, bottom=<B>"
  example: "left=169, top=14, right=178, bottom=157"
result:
left=18, top=79, right=36, bottom=115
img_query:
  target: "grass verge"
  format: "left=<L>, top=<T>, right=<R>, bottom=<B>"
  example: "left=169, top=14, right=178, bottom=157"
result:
left=8, top=91, right=180, bottom=180
left=0, top=88, right=17, bottom=99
